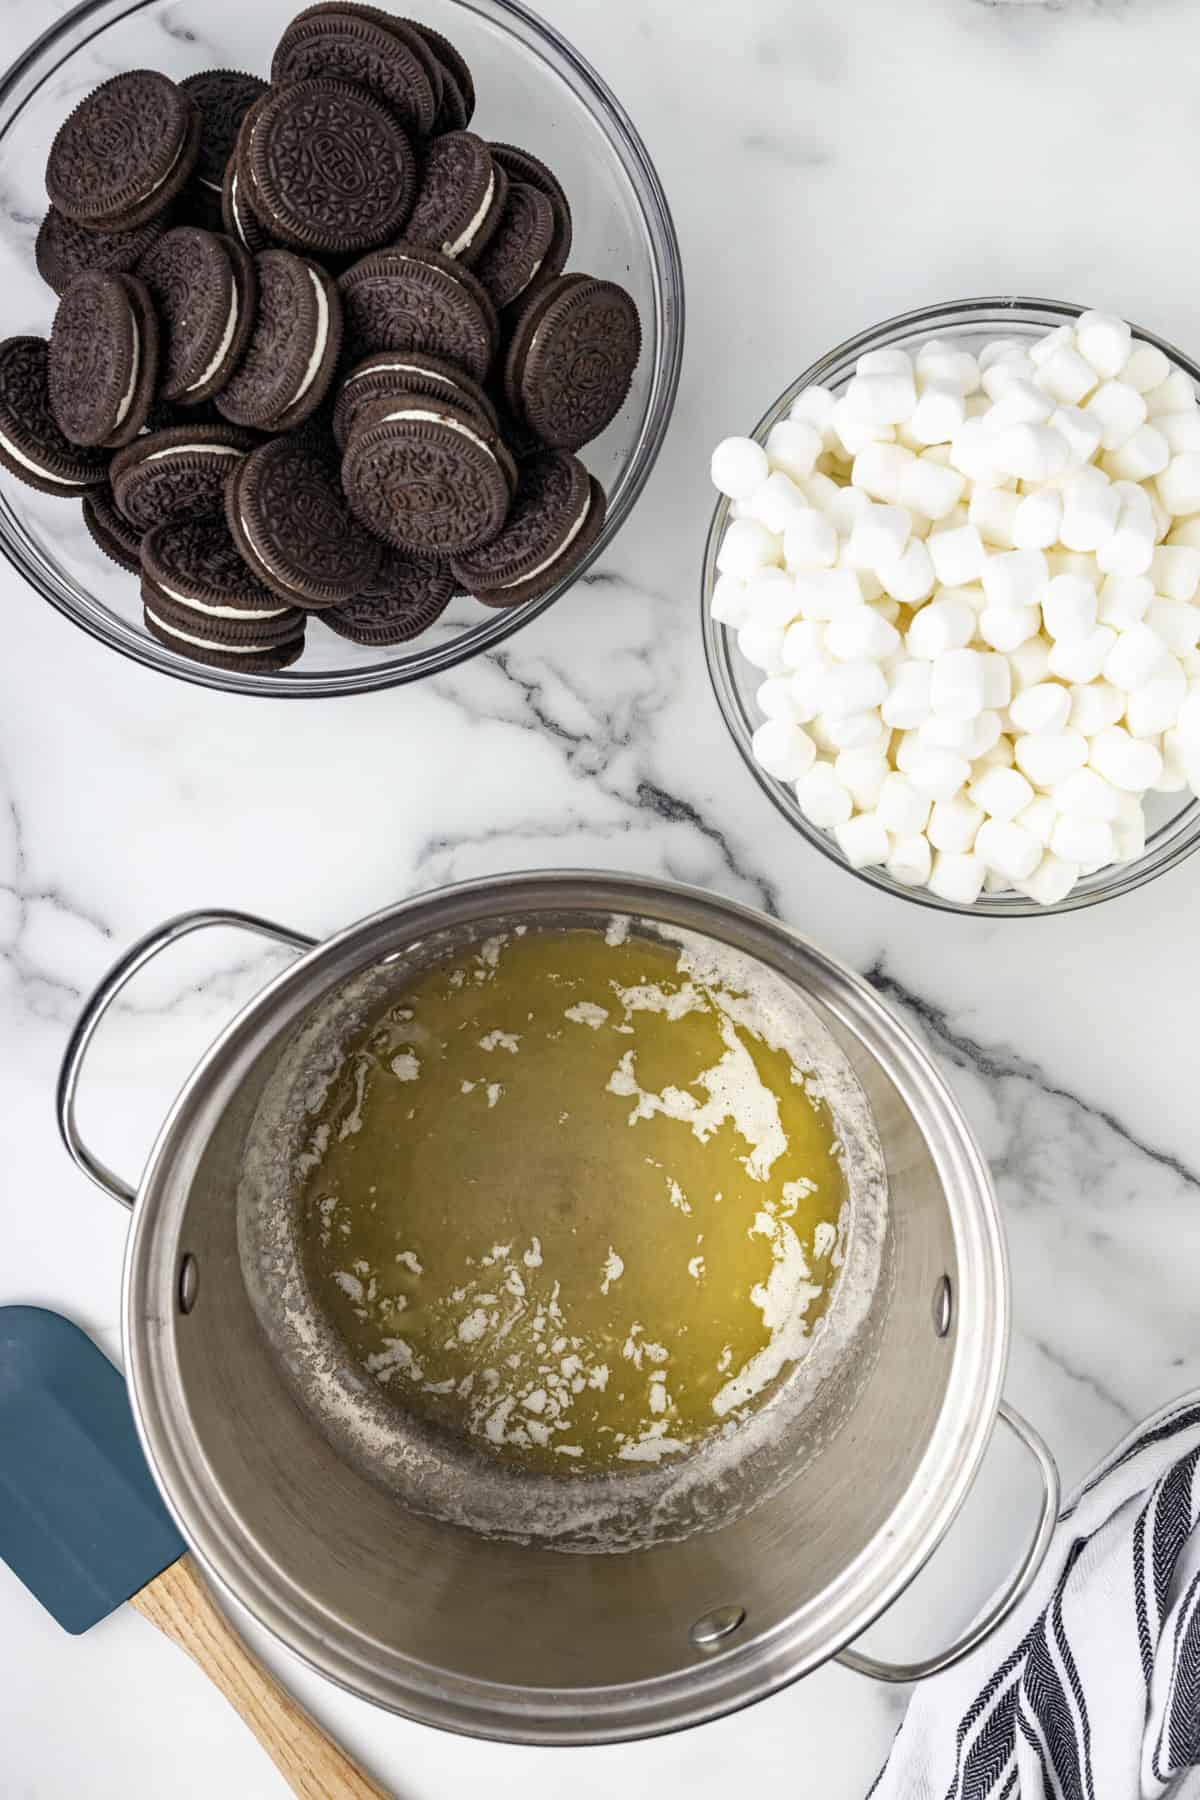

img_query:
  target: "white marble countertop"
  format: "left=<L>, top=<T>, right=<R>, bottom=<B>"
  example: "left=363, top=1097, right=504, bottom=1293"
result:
left=5, top=0, right=1200, bottom=1794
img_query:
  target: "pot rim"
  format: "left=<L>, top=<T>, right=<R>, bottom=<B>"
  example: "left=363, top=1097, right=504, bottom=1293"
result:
left=120, top=871, right=1008, bottom=1744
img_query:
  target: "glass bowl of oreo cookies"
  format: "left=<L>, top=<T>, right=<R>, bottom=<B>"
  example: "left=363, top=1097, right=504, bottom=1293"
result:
left=0, top=0, right=682, bottom=695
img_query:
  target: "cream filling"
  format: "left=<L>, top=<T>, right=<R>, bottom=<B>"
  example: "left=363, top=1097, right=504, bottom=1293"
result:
left=146, top=608, right=278, bottom=654
left=122, top=136, right=184, bottom=210
left=199, top=175, right=222, bottom=193
left=345, top=361, right=458, bottom=391
left=238, top=507, right=306, bottom=599
left=113, top=322, right=140, bottom=428
left=444, top=170, right=495, bottom=258
left=230, top=171, right=251, bottom=247
left=156, top=578, right=287, bottom=620
left=509, top=255, right=543, bottom=305
left=282, top=270, right=329, bottom=412
left=142, top=444, right=244, bottom=464
left=0, top=426, right=90, bottom=486
left=379, top=406, right=496, bottom=465
left=187, top=288, right=239, bottom=393
left=497, top=492, right=591, bottom=588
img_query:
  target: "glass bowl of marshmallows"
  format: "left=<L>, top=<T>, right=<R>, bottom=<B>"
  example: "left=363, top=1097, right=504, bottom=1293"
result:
left=702, top=297, right=1200, bottom=915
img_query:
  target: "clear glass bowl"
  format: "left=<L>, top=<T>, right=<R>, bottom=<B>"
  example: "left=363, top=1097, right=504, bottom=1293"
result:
left=702, top=296, right=1200, bottom=917
left=0, top=0, right=683, bottom=697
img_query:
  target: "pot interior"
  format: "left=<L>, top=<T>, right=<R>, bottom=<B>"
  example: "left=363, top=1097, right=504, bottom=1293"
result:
left=125, top=878, right=1003, bottom=1742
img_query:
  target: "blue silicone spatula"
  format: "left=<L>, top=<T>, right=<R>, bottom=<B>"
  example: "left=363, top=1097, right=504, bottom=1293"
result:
left=0, top=1306, right=387, bottom=1798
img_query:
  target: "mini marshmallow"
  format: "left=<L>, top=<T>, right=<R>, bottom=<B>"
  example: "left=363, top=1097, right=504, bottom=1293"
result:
left=835, top=747, right=890, bottom=809
left=744, top=470, right=811, bottom=535
left=857, top=349, right=914, bottom=378
left=981, top=652, right=1013, bottom=709
left=819, top=708, right=887, bottom=750
left=756, top=677, right=803, bottom=721
left=982, top=547, right=1049, bottom=612
left=1089, top=725, right=1164, bottom=790
left=1012, top=489, right=1063, bottom=551
left=979, top=604, right=1041, bottom=653
left=977, top=734, right=1016, bottom=769
left=1047, top=627, right=1116, bottom=685
left=992, top=424, right=1069, bottom=482
left=742, top=569, right=802, bottom=628
left=751, top=719, right=817, bottom=779
left=979, top=338, right=1028, bottom=372
left=1059, top=473, right=1121, bottom=552
left=1144, top=370, right=1197, bottom=417
left=1174, top=691, right=1200, bottom=750
left=1147, top=598, right=1200, bottom=657
left=928, top=793, right=984, bottom=852
left=844, top=503, right=913, bottom=572
left=1034, top=344, right=1098, bottom=407
left=949, top=418, right=1003, bottom=484
left=765, top=419, right=822, bottom=481
left=1050, top=405, right=1103, bottom=467
left=781, top=618, right=827, bottom=669
left=987, top=378, right=1054, bottom=429
left=1008, top=637, right=1053, bottom=689
left=1009, top=681, right=1071, bottom=735
left=786, top=661, right=826, bottom=722
left=1076, top=311, right=1133, bottom=381
left=824, top=606, right=902, bottom=663
left=789, top=385, right=837, bottom=435
left=1068, top=679, right=1125, bottom=735
left=794, top=762, right=854, bottom=828
left=921, top=710, right=1000, bottom=757
left=1030, top=325, right=1074, bottom=367
left=717, top=517, right=782, bottom=577
left=909, top=380, right=966, bottom=446
left=852, top=442, right=915, bottom=504
left=1157, top=454, right=1200, bottom=517
left=803, top=471, right=843, bottom=510
left=783, top=510, right=839, bottom=571
left=1053, top=767, right=1122, bottom=820
left=982, top=354, right=1036, bottom=400
left=1021, top=853, right=1080, bottom=906
left=876, top=772, right=931, bottom=837
left=795, top=567, right=865, bottom=621
left=886, top=834, right=934, bottom=886
left=737, top=619, right=787, bottom=672
left=1104, top=622, right=1172, bottom=690
left=929, top=647, right=988, bottom=721
left=830, top=398, right=895, bottom=458
left=833, top=812, right=892, bottom=869
left=881, top=659, right=934, bottom=729
left=1124, top=662, right=1185, bottom=737
left=1013, top=730, right=1088, bottom=787
left=712, top=437, right=769, bottom=500
left=1112, top=796, right=1147, bottom=860
left=907, top=593, right=976, bottom=658
left=1121, top=343, right=1172, bottom=393
left=1102, top=425, right=1170, bottom=481
left=1157, top=413, right=1200, bottom=454
left=1050, top=814, right=1114, bottom=867
left=905, top=746, right=973, bottom=801
left=969, top=486, right=1022, bottom=548
left=1097, top=573, right=1153, bottom=629
left=917, top=341, right=980, bottom=393
left=844, top=366, right=917, bottom=426
left=821, top=660, right=889, bottom=716
left=900, top=457, right=966, bottom=520
left=968, top=764, right=1035, bottom=821
left=927, top=851, right=986, bottom=905
left=928, top=523, right=988, bottom=587
left=1018, top=796, right=1058, bottom=847
left=711, top=573, right=752, bottom=626
left=1042, top=574, right=1098, bottom=640
left=1095, top=496, right=1155, bottom=576
left=1152, top=545, right=1200, bottom=601
left=1167, top=519, right=1200, bottom=550
left=975, top=818, right=1042, bottom=883
left=877, top=539, right=936, bottom=604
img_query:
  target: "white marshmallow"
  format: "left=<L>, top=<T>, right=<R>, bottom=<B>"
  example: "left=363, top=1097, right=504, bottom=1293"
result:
left=979, top=604, right=1040, bottom=653
left=751, top=719, right=817, bottom=779
left=781, top=617, right=826, bottom=669
left=1089, top=725, right=1164, bottom=790
left=1144, top=370, right=1197, bottom=416
left=737, top=619, right=787, bottom=672
left=900, top=456, right=966, bottom=521
left=794, top=762, right=854, bottom=827
left=1121, top=343, right=1172, bottom=393
left=783, top=510, right=839, bottom=571
left=1152, top=545, right=1200, bottom=601
left=1013, top=730, right=1088, bottom=787
left=1097, top=573, right=1153, bottom=629
left=968, top=764, right=1035, bottom=821
left=1050, top=405, right=1103, bottom=467
left=795, top=567, right=865, bottom=621
left=1104, top=621, right=1173, bottom=690
left=1068, top=679, right=1125, bottom=735
left=844, top=503, right=912, bottom=572
left=823, top=482, right=873, bottom=537
left=881, top=659, right=933, bottom=729
left=975, top=818, right=1042, bottom=883
left=844, top=367, right=917, bottom=425
left=1167, top=519, right=1200, bottom=550
left=988, top=378, right=1054, bottom=429
left=949, top=418, right=1003, bottom=484
left=1034, top=345, right=1098, bottom=407
left=979, top=338, right=1028, bottom=372
left=851, top=443, right=915, bottom=505
left=927, top=851, right=986, bottom=906
left=1173, top=690, right=1200, bottom=750
left=756, top=676, right=803, bottom=721
left=981, top=547, right=1049, bottom=612
left=824, top=606, right=902, bottom=663
left=833, top=812, right=892, bottom=869
left=927, top=794, right=984, bottom=852
left=909, top=380, right=966, bottom=446
left=1050, top=814, right=1114, bottom=867
left=1020, top=853, right=1080, bottom=906
left=1009, top=681, right=1071, bottom=735
left=789, top=385, right=837, bottom=435
left=905, top=747, right=972, bottom=800
left=907, top=593, right=976, bottom=658
left=744, top=470, right=810, bottom=534
left=1052, top=767, right=1121, bottom=820
left=711, top=573, right=752, bottom=626
left=830, top=398, right=895, bottom=458
left=1102, top=425, right=1170, bottom=481
left=1030, top=325, right=1074, bottom=368
left=1042, top=574, right=1097, bottom=639
left=1008, top=637, right=1052, bottom=689
left=1147, top=598, right=1200, bottom=657
left=742, top=568, right=802, bottom=628
left=1111, top=796, right=1147, bottom=861
left=712, top=437, right=769, bottom=500
left=1076, top=311, right=1132, bottom=381
left=835, top=747, right=890, bottom=809
left=1012, top=489, right=1063, bottom=551
left=765, top=419, right=822, bottom=481
left=1095, top=496, right=1155, bottom=576
left=717, top=517, right=781, bottom=577
left=917, top=342, right=980, bottom=392
left=1124, top=661, right=1185, bottom=737
left=886, top=834, right=934, bottom=887
left=969, top=486, right=1021, bottom=548
left=1047, top=627, right=1116, bottom=685
left=1059, top=472, right=1121, bottom=552
left=1157, top=413, right=1200, bottom=454
left=821, top=660, right=889, bottom=716
left=982, top=354, right=1036, bottom=400
left=977, top=734, right=1016, bottom=769
left=1018, top=796, right=1058, bottom=847
left=992, top=423, right=1069, bottom=482
left=981, top=651, right=1013, bottom=709
left=876, top=772, right=931, bottom=837
left=928, top=523, right=988, bottom=587
left=929, top=647, right=988, bottom=720
left=1157, top=454, right=1200, bottom=517
left=877, top=539, right=936, bottom=604
left=803, top=471, right=843, bottom=511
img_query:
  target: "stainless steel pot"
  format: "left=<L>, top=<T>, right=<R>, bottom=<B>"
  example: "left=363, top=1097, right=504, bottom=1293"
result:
left=57, top=873, right=1058, bottom=1745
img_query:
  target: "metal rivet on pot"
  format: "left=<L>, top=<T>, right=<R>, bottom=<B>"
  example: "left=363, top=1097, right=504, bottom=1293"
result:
left=178, top=1254, right=199, bottom=1315
left=933, top=1274, right=953, bottom=1337
left=690, top=1604, right=746, bottom=1651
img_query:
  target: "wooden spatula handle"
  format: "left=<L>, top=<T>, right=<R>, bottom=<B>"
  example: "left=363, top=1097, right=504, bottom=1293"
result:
left=130, top=1554, right=391, bottom=1799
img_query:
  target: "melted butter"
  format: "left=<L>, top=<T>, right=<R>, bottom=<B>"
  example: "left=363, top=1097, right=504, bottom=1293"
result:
left=299, top=928, right=847, bottom=1474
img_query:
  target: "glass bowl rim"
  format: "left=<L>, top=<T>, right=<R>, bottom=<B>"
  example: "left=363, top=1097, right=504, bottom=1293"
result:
left=0, top=0, right=685, bottom=699
left=702, top=294, right=1200, bottom=919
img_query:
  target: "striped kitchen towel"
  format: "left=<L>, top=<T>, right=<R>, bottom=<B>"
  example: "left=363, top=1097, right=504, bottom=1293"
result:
left=872, top=1393, right=1200, bottom=1799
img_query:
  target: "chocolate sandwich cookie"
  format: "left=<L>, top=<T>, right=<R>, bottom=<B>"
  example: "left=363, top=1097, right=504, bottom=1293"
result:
left=240, top=78, right=416, bottom=260
left=451, top=449, right=605, bottom=607
left=489, top=143, right=572, bottom=279
left=46, top=70, right=200, bottom=232
left=341, top=394, right=515, bottom=556
left=82, top=487, right=144, bottom=573
left=0, top=337, right=109, bottom=496
left=332, top=348, right=499, bottom=451
left=323, top=547, right=454, bottom=644
left=221, top=155, right=273, bottom=254
left=271, top=6, right=440, bottom=138
left=111, top=422, right=255, bottom=529
left=180, top=70, right=269, bottom=198
left=504, top=273, right=641, bottom=451
left=35, top=207, right=168, bottom=299
left=338, top=244, right=497, bottom=380
left=141, top=515, right=305, bottom=670
left=215, top=249, right=341, bottom=434
left=48, top=272, right=159, bottom=450
left=227, top=434, right=381, bottom=607
left=412, top=21, right=475, bottom=129
left=474, top=182, right=556, bottom=312
left=144, top=597, right=305, bottom=672
left=406, top=132, right=506, bottom=268
left=138, top=227, right=257, bottom=406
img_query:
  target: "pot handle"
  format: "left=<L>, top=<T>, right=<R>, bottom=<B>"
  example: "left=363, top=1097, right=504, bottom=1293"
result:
left=835, top=1400, right=1060, bottom=1684
left=56, top=909, right=316, bottom=1212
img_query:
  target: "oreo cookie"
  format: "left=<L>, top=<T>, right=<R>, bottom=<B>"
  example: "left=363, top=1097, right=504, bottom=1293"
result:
left=221, top=155, right=273, bottom=254
left=180, top=70, right=268, bottom=198
left=46, top=70, right=200, bottom=231
left=0, top=337, right=109, bottom=496
left=332, top=348, right=499, bottom=451
left=138, top=227, right=258, bottom=405
left=406, top=132, right=506, bottom=268
left=271, top=6, right=440, bottom=138
left=35, top=207, right=168, bottom=299
left=83, top=487, right=144, bottom=573
left=141, top=515, right=305, bottom=671
left=341, top=393, right=514, bottom=556
left=504, top=274, right=641, bottom=451
left=412, top=22, right=475, bottom=129
left=451, top=450, right=606, bottom=607
left=111, top=423, right=255, bottom=529
left=227, top=434, right=381, bottom=607
left=323, top=547, right=453, bottom=644
left=474, top=182, right=556, bottom=312
left=489, top=144, right=572, bottom=279
left=216, top=249, right=341, bottom=433
left=144, top=600, right=305, bottom=671
left=240, top=78, right=416, bottom=260
left=48, top=272, right=159, bottom=449
left=338, top=244, right=497, bottom=380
